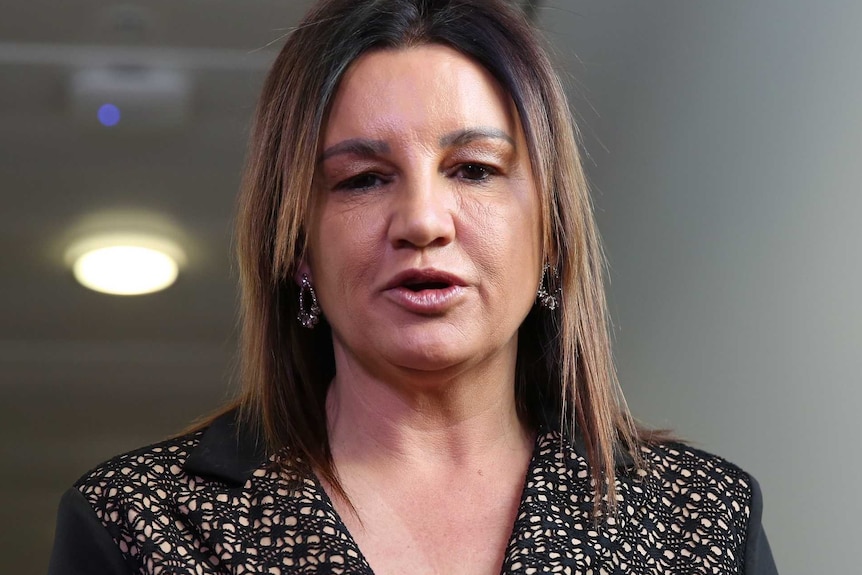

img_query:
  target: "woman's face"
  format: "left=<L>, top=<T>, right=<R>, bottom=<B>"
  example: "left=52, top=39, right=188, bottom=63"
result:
left=305, top=44, right=542, bottom=381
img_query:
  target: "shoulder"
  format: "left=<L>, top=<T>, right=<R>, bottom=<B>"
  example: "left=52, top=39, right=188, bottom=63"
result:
left=75, top=408, right=268, bottom=503
left=636, top=442, right=772, bottom=571
left=636, top=441, right=756, bottom=537
left=66, top=412, right=274, bottom=563
left=639, top=441, right=755, bottom=507
left=518, top=433, right=770, bottom=573
left=534, top=433, right=756, bottom=555
left=74, top=430, right=205, bottom=507
left=72, top=410, right=271, bottom=538
left=62, top=412, right=367, bottom=571
left=535, top=432, right=755, bottom=509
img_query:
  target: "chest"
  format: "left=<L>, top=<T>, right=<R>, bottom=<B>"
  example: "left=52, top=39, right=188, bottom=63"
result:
left=331, top=483, right=522, bottom=575
left=98, top=436, right=751, bottom=574
left=145, top=474, right=746, bottom=575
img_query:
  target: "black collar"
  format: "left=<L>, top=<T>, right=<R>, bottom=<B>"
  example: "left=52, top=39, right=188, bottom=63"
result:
left=183, top=410, right=266, bottom=487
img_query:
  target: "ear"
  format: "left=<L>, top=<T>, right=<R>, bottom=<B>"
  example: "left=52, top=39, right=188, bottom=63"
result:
left=294, top=259, right=313, bottom=286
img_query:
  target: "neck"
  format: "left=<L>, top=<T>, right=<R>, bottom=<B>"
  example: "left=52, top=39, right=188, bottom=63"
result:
left=326, top=338, right=530, bottom=471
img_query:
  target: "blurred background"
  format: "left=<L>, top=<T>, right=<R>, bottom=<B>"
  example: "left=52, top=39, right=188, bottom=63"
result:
left=1, top=0, right=858, bottom=572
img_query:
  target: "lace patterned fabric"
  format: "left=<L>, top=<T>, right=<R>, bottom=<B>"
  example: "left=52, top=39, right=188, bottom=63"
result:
left=57, top=410, right=765, bottom=575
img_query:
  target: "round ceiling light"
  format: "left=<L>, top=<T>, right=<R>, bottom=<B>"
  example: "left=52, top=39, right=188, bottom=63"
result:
left=66, top=234, right=186, bottom=295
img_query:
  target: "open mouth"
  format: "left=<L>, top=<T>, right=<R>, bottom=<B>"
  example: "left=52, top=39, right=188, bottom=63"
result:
left=383, top=269, right=467, bottom=312
left=386, top=269, right=466, bottom=292
left=402, top=280, right=452, bottom=292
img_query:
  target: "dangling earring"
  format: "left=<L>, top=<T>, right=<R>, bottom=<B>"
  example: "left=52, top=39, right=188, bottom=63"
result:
left=537, top=264, right=560, bottom=310
left=297, top=273, right=321, bottom=329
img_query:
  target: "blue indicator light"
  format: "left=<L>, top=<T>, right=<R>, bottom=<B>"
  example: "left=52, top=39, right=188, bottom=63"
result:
left=97, top=104, right=121, bottom=127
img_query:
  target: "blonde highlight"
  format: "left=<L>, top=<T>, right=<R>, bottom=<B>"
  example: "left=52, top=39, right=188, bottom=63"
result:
left=195, top=0, right=661, bottom=516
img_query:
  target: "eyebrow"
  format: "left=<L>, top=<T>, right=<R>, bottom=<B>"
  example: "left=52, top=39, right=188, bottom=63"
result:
left=318, top=127, right=514, bottom=163
left=319, top=138, right=391, bottom=162
left=439, top=127, right=515, bottom=148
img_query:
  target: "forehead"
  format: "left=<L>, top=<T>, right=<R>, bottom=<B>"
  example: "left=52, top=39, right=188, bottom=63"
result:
left=323, top=44, right=519, bottom=144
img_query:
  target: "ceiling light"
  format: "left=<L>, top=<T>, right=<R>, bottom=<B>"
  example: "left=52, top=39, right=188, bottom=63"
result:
left=66, top=234, right=185, bottom=295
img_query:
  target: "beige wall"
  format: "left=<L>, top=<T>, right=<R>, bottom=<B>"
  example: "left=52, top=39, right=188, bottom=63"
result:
left=538, top=1, right=862, bottom=573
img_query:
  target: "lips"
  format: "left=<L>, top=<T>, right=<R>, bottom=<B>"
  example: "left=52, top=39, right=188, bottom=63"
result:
left=382, top=269, right=468, bottom=313
left=384, top=269, right=467, bottom=291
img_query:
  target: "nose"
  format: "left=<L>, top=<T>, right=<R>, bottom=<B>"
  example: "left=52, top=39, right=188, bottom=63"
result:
left=387, top=173, right=456, bottom=250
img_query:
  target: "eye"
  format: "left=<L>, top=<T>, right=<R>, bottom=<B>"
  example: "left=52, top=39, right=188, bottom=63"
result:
left=453, top=163, right=497, bottom=182
left=335, top=172, right=388, bottom=191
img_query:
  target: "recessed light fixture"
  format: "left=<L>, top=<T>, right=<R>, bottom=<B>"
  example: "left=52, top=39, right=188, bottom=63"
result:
left=66, top=233, right=186, bottom=295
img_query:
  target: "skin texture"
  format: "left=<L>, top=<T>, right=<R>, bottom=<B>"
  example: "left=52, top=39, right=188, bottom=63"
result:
left=300, top=45, right=542, bottom=574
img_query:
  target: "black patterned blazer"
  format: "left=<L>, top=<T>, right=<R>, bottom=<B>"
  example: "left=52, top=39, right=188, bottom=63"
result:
left=48, top=411, right=778, bottom=574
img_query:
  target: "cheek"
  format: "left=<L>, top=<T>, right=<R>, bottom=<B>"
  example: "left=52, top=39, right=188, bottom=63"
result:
left=459, top=189, right=542, bottom=293
left=312, top=203, right=384, bottom=310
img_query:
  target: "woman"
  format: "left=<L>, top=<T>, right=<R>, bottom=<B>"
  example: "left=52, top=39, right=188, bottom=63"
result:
left=49, top=0, right=778, bottom=573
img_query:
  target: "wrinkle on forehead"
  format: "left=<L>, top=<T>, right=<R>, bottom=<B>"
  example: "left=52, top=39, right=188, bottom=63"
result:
left=322, top=45, right=523, bottom=154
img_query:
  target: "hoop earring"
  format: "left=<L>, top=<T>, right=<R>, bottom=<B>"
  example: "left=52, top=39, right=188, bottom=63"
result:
left=297, top=274, right=321, bottom=329
left=537, top=264, right=560, bottom=310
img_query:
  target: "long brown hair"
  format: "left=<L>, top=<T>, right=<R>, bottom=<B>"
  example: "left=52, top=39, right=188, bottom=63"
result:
left=215, top=0, right=650, bottom=512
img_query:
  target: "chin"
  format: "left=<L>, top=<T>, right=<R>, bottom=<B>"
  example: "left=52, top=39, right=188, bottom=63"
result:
left=398, top=330, right=496, bottom=371
left=384, top=339, right=470, bottom=373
